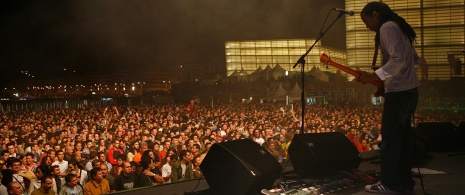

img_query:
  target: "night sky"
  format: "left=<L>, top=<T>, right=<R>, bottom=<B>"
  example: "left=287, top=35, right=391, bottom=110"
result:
left=0, top=0, right=346, bottom=89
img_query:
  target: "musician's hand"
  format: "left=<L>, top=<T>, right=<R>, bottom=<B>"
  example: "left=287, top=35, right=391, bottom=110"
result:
left=357, top=71, right=375, bottom=84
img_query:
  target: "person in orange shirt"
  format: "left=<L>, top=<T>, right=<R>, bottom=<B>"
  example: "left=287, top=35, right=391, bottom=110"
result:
left=157, top=141, right=171, bottom=164
left=131, top=141, right=148, bottom=163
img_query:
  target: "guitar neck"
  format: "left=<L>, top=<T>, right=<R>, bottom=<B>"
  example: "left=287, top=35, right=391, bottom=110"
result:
left=326, top=60, right=361, bottom=78
left=319, top=52, right=385, bottom=97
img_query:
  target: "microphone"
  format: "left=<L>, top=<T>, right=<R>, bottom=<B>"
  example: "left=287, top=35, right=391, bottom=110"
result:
left=333, top=8, right=354, bottom=16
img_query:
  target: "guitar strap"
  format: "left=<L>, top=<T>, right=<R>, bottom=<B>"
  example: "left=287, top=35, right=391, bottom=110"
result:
left=12, top=175, right=25, bottom=191
left=371, top=41, right=379, bottom=71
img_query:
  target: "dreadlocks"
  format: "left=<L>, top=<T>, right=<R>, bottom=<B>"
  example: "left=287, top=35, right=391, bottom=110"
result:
left=361, top=1, right=417, bottom=45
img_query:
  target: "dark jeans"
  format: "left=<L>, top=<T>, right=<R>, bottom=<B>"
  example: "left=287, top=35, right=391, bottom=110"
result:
left=380, top=88, right=418, bottom=191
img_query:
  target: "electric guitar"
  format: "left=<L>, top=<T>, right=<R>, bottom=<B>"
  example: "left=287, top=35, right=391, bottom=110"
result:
left=319, top=52, right=385, bottom=97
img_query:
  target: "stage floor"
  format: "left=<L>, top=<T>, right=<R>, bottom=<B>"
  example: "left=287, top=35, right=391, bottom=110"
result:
left=111, top=150, right=465, bottom=195
left=353, top=151, right=465, bottom=195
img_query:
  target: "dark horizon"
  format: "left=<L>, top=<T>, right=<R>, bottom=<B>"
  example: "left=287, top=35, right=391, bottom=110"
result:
left=0, top=0, right=346, bottom=89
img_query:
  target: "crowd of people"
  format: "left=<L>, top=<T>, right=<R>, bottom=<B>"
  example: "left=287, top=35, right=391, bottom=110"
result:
left=0, top=100, right=462, bottom=195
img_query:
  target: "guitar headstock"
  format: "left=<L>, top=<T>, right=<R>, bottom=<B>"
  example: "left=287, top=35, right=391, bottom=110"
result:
left=319, top=51, right=332, bottom=68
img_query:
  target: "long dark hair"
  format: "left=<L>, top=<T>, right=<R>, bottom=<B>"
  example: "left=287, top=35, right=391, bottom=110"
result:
left=361, top=1, right=416, bottom=45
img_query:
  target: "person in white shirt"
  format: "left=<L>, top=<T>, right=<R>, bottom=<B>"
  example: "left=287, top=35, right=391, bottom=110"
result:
left=28, top=165, right=48, bottom=194
left=67, top=160, right=88, bottom=186
left=51, top=150, right=68, bottom=177
left=161, top=154, right=176, bottom=183
left=251, top=130, right=265, bottom=146
left=358, top=2, right=419, bottom=194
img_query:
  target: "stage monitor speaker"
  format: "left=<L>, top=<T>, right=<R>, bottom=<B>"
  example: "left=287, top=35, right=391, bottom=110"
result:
left=288, top=132, right=361, bottom=178
left=416, top=122, right=463, bottom=151
left=200, top=139, right=283, bottom=195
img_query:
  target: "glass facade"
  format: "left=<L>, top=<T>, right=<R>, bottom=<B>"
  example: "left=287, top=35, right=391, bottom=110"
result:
left=345, top=0, right=465, bottom=80
left=225, top=39, right=347, bottom=77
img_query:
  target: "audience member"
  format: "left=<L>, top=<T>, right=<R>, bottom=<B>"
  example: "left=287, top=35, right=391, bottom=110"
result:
left=83, top=168, right=110, bottom=195
left=59, top=173, right=84, bottom=195
left=171, top=150, right=193, bottom=182
left=112, top=162, right=140, bottom=191
left=100, top=164, right=114, bottom=191
left=0, top=100, right=462, bottom=193
left=30, top=175, right=54, bottom=195
left=7, top=181, right=24, bottom=195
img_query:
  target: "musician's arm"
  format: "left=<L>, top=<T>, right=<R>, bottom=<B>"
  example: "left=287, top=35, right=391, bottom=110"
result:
left=357, top=72, right=381, bottom=84
left=374, top=68, right=391, bottom=81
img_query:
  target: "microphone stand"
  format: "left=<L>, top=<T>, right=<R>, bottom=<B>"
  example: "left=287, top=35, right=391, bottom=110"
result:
left=277, top=10, right=347, bottom=184
left=292, top=12, right=345, bottom=134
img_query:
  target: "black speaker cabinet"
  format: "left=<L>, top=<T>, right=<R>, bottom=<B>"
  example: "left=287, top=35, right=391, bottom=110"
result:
left=458, top=121, right=465, bottom=137
left=288, top=132, right=361, bottom=178
left=200, top=139, right=283, bottom=195
left=416, top=122, right=463, bottom=151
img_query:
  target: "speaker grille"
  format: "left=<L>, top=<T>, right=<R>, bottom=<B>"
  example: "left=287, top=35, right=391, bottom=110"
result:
left=288, top=132, right=361, bottom=178
left=200, top=139, right=282, bottom=195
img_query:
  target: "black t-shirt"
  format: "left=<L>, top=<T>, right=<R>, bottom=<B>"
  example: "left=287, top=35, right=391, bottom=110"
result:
left=153, top=154, right=160, bottom=163
left=113, top=173, right=140, bottom=191
left=137, top=172, right=153, bottom=187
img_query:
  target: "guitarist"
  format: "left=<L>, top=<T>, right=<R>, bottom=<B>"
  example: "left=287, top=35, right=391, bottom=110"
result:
left=357, top=2, right=420, bottom=194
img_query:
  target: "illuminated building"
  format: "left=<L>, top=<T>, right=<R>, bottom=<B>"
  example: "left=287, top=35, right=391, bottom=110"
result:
left=225, top=39, right=347, bottom=78
left=345, top=0, right=465, bottom=80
